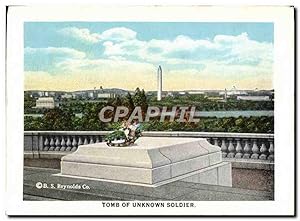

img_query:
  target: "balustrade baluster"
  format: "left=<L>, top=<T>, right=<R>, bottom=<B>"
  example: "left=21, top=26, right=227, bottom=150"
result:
left=54, top=136, right=61, bottom=151
left=213, top=138, right=219, bottom=147
left=78, top=137, right=83, bottom=146
left=60, top=136, right=66, bottom=151
left=71, top=136, right=78, bottom=151
left=221, top=139, right=227, bottom=157
left=89, top=136, right=94, bottom=144
left=66, top=136, right=72, bottom=151
left=49, top=137, right=55, bottom=151
left=83, top=136, right=89, bottom=145
left=235, top=138, right=243, bottom=158
left=243, top=139, right=251, bottom=159
left=267, top=139, right=274, bottom=161
left=227, top=138, right=235, bottom=158
left=259, top=141, right=268, bottom=160
left=251, top=139, right=259, bottom=159
left=25, top=132, right=274, bottom=161
left=43, top=137, right=49, bottom=151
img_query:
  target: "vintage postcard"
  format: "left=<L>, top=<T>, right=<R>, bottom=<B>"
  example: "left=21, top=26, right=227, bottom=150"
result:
left=5, top=5, right=295, bottom=216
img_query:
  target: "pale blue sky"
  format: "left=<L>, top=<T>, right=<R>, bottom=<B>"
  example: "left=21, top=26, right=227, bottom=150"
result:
left=24, top=22, right=274, bottom=91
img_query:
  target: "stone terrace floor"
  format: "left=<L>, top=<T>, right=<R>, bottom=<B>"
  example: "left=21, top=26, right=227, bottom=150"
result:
left=24, top=167, right=274, bottom=201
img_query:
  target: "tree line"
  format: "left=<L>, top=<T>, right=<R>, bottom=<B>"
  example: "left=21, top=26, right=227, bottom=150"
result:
left=24, top=88, right=274, bottom=133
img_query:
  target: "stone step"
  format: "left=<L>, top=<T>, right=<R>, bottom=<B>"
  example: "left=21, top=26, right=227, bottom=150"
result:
left=23, top=167, right=273, bottom=201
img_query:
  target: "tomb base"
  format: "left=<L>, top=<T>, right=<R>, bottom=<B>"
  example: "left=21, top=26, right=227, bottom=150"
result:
left=57, top=137, right=232, bottom=187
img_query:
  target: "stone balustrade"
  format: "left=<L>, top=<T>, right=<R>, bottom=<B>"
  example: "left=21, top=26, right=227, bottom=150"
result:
left=24, top=131, right=274, bottom=161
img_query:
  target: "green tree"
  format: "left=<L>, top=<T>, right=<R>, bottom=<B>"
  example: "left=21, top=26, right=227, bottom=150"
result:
left=133, top=88, right=148, bottom=114
left=80, top=102, right=106, bottom=130
left=24, top=116, right=45, bottom=130
left=43, top=108, right=74, bottom=130
left=24, top=94, right=36, bottom=109
left=123, top=92, right=135, bottom=113
left=111, top=95, right=122, bottom=107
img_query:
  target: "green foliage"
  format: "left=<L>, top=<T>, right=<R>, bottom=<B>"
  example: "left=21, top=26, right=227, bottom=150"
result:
left=106, top=122, right=122, bottom=131
left=24, top=89, right=274, bottom=133
left=140, top=116, right=274, bottom=133
left=105, top=123, right=143, bottom=146
left=123, top=92, right=135, bottom=113
left=105, top=130, right=127, bottom=141
left=43, top=108, right=74, bottom=130
left=78, top=102, right=106, bottom=130
left=24, top=116, right=45, bottom=130
left=24, top=102, right=107, bottom=131
left=133, top=88, right=148, bottom=113
left=24, top=94, right=36, bottom=110
left=111, top=96, right=123, bottom=107
left=24, top=113, right=274, bottom=133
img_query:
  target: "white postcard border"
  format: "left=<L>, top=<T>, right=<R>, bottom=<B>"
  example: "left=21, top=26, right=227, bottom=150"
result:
left=6, top=5, right=295, bottom=216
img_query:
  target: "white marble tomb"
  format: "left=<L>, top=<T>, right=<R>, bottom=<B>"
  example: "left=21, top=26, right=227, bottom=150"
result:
left=58, top=137, right=232, bottom=187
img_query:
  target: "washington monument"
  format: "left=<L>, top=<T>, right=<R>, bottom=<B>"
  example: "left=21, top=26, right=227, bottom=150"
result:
left=157, top=65, right=162, bottom=101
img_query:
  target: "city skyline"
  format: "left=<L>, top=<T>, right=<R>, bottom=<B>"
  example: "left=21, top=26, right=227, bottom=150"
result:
left=24, top=22, right=273, bottom=91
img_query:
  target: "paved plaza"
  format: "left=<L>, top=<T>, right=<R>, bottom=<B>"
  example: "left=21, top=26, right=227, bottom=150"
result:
left=24, top=167, right=273, bottom=201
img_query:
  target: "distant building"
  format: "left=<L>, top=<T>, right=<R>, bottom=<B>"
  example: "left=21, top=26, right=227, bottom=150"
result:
left=224, top=88, right=228, bottom=100
left=72, top=94, right=78, bottom=99
left=61, top=93, right=72, bottom=99
left=188, top=91, right=205, bottom=95
left=49, top=92, right=56, bottom=96
left=37, top=91, right=44, bottom=97
left=88, top=91, right=94, bottom=99
left=146, top=92, right=153, bottom=96
left=207, top=96, right=224, bottom=101
left=97, top=93, right=115, bottom=99
left=73, top=91, right=86, bottom=99
left=36, top=97, right=56, bottom=109
left=237, top=96, right=270, bottom=101
left=219, top=90, right=247, bottom=96
left=166, top=92, right=174, bottom=97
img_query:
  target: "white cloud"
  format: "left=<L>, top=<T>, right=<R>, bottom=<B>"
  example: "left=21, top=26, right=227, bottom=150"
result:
left=146, top=35, right=217, bottom=53
left=55, top=57, right=154, bottom=73
left=26, top=28, right=273, bottom=90
left=101, top=31, right=273, bottom=70
left=25, top=59, right=157, bottom=91
left=100, top=27, right=137, bottom=42
left=59, top=27, right=101, bottom=43
left=103, top=39, right=146, bottom=57
left=213, top=32, right=249, bottom=44
left=59, top=27, right=137, bottom=44
left=25, top=47, right=86, bottom=59
left=57, top=26, right=272, bottom=69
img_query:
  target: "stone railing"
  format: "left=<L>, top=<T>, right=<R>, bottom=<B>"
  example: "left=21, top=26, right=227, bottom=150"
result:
left=24, top=131, right=274, bottom=161
left=143, top=131, right=274, bottom=161
left=24, top=131, right=107, bottom=152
